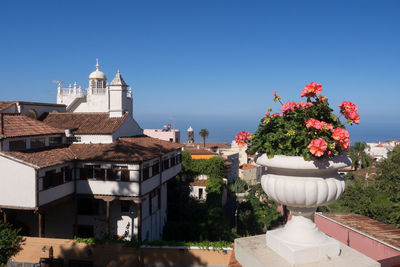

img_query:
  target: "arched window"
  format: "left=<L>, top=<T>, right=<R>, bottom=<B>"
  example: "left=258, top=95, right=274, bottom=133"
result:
left=26, top=109, right=37, bottom=119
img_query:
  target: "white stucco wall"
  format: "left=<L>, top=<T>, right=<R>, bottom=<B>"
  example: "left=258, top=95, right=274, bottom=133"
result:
left=190, top=185, right=207, bottom=200
left=162, top=164, right=181, bottom=183
left=0, top=156, right=36, bottom=208
left=141, top=194, right=162, bottom=241
left=39, top=182, right=74, bottom=206
left=75, top=134, right=113, bottom=144
left=113, top=115, right=143, bottom=140
left=76, top=180, right=140, bottom=196
left=141, top=175, right=160, bottom=196
left=87, top=93, right=109, bottom=113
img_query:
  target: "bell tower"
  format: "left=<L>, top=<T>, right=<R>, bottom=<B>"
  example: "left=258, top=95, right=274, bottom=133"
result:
left=109, top=69, right=132, bottom=117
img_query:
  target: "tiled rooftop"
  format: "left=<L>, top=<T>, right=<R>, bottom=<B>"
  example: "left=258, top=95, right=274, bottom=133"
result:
left=42, top=112, right=129, bottom=135
left=189, top=180, right=208, bottom=186
left=183, top=146, right=216, bottom=155
left=190, top=142, right=231, bottom=150
left=321, top=213, right=400, bottom=249
left=0, top=101, right=16, bottom=111
left=0, top=113, right=65, bottom=138
left=240, top=164, right=258, bottom=170
left=2, top=136, right=183, bottom=168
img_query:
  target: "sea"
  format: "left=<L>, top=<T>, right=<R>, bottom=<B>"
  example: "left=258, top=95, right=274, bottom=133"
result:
left=137, top=115, right=400, bottom=145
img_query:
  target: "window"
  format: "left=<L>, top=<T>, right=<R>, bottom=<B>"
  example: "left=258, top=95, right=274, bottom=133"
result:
left=142, top=165, right=150, bottom=181
left=31, top=138, right=45, bottom=149
left=95, top=166, right=105, bottom=181
left=170, top=157, right=176, bottom=167
left=108, top=166, right=129, bottom=181
left=121, top=169, right=130, bottom=181
left=163, top=158, right=169, bottom=170
left=49, top=136, right=62, bottom=146
left=77, top=198, right=99, bottom=215
left=80, top=165, right=100, bottom=179
left=121, top=200, right=130, bottom=213
left=152, top=161, right=160, bottom=176
left=169, top=138, right=173, bottom=142
left=9, top=140, right=26, bottom=151
left=80, top=167, right=88, bottom=180
left=43, top=170, right=63, bottom=190
left=62, top=166, right=72, bottom=182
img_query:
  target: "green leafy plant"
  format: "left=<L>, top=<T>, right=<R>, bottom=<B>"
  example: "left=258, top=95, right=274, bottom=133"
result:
left=0, top=222, right=24, bottom=265
left=229, top=178, right=248, bottom=193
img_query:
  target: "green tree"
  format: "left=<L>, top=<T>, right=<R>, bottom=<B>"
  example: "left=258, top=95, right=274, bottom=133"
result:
left=348, top=142, right=371, bottom=170
left=229, top=178, right=248, bottom=193
left=237, top=184, right=283, bottom=236
left=376, top=145, right=400, bottom=201
left=0, top=222, right=24, bottom=265
left=198, top=129, right=209, bottom=147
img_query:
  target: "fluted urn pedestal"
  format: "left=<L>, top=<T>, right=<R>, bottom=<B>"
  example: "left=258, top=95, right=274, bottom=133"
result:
left=256, top=154, right=351, bottom=265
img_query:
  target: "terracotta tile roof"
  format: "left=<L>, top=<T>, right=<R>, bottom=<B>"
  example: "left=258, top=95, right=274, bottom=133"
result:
left=42, top=112, right=129, bottom=135
left=1, top=146, right=76, bottom=168
left=321, top=213, right=400, bottom=249
left=191, top=142, right=231, bottom=149
left=183, top=146, right=216, bottom=155
left=189, top=180, right=208, bottom=186
left=240, top=164, right=258, bottom=170
left=2, top=136, right=183, bottom=168
left=71, top=136, right=183, bottom=162
left=0, top=101, right=16, bottom=111
left=0, top=113, right=65, bottom=138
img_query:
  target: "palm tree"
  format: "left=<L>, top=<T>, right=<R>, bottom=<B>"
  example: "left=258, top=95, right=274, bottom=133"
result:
left=348, top=142, right=372, bottom=170
left=199, top=129, right=209, bottom=147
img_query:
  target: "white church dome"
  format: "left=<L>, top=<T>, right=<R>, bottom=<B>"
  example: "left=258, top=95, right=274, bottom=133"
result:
left=88, top=58, right=107, bottom=80
left=89, top=70, right=107, bottom=80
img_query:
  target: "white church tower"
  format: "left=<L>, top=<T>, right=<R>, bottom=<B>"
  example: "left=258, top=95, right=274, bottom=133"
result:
left=56, top=59, right=133, bottom=118
left=109, top=69, right=133, bottom=117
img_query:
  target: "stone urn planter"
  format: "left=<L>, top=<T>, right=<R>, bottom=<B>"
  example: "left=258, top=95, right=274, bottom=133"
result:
left=256, top=153, right=351, bottom=265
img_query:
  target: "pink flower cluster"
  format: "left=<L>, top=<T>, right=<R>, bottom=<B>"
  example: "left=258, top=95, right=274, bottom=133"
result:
left=307, top=138, right=327, bottom=157
left=281, top=101, right=313, bottom=115
left=301, top=82, right=322, bottom=98
left=307, top=126, right=350, bottom=157
left=339, top=101, right=360, bottom=124
left=235, top=131, right=252, bottom=147
left=331, top=127, right=350, bottom=150
left=306, top=118, right=333, bottom=131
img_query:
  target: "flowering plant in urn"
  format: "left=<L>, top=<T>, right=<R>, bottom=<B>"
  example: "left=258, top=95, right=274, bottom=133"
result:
left=237, top=82, right=359, bottom=159
left=235, top=83, right=358, bottom=265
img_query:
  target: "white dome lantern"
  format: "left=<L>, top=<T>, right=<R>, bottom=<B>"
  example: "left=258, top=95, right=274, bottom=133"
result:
left=88, top=59, right=107, bottom=89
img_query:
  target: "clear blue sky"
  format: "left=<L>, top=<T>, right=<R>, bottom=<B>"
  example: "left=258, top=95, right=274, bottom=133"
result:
left=1, top=0, right=399, bottom=142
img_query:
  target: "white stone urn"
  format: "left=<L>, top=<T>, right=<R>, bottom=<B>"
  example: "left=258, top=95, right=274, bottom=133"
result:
left=256, top=153, right=351, bottom=265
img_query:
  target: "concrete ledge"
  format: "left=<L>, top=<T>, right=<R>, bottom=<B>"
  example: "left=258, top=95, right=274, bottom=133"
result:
left=235, top=235, right=381, bottom=267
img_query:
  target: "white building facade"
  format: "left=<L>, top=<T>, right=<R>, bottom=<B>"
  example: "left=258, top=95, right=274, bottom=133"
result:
left=0, top=61, right=182, bottom=241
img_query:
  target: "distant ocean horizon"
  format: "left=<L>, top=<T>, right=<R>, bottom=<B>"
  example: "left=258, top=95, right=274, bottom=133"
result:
left=137, top=114, right=400, bottom=145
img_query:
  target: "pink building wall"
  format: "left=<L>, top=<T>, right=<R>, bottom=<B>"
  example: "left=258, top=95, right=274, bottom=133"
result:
left=315, top=213, right=400, bottom=267
left=143, top=129, right=180, bottom=143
